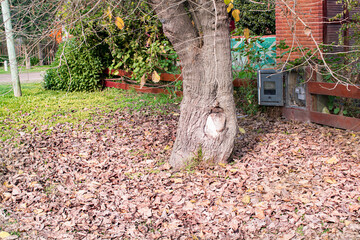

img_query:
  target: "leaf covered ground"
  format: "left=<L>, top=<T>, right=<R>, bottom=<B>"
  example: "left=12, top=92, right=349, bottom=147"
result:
left=0, top=103, right=359, bottom=239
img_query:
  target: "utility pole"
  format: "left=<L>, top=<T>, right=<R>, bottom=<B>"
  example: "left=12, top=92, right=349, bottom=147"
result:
left=1, top=0, right=21, bottom=97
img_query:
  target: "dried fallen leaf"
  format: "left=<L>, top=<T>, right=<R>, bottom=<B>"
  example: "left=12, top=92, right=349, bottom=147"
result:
left=227, top=3, right=234, bottom=12
left=349, top=204, right=360, bottom=212
left=325, top=156, right=338, bottom=164
left=324, top=177, right=337, bottom=184
left=0, top=231, right=11, bottom=239
left=3, top=181, right=12, bottom=189
left=115, top=16, right=125, bottom=30
left=183, top=201, right=194, bottom=211
left=230, top=219, right=239, bottom=231
left=255, top=207, right=265, bottom=219
left=6, top=165, right=15, bottom=172
left=279, top=231, right=296, bottom=240
left=173, top=178, right=183, bottom=184
left=229, top=168, right=238, bottom=173
left=34, top=208, right=44, bottom=214
left=152, top=71, right=160, bottom=83
left=2, top=192, right=11, bottom=202
left=239, top=127, right=246, bottom=134
left=218, top=162, right=226, bottom=168
left=140, top=74, right=146, bottom=89
left=232, top=9, right=240, bottom=22
left=242, top=195, right=251, bottom=204
left=12, top=186, right=21, bottom=195
left=345, top=220, right=352, bottom=226
left=29, top=181, right=38, bottom=188
left=83, top=193, right=95, bottom=200
left=160, top=162, right=171, bottom=170
left=198, top=200, right=211, bottom=206
left=138, top=207, right=152, bottom=218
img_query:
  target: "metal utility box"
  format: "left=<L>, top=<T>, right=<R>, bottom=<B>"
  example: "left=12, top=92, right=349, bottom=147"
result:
left=257, top=69, right=284, bottom=106
left=286, top=68, right=306, bottom=108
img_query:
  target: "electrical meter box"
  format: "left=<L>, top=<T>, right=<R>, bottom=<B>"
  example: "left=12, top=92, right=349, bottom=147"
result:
left=257, top=69, right=284, bottom=106
left=286, top=68, right=306, bottom=108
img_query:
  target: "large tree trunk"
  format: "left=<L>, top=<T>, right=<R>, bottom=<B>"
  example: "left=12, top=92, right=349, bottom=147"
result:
left=150, top=0, right=238, bottom=169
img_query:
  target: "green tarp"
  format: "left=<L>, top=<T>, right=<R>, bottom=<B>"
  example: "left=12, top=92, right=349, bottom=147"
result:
left=231, top=36, right=276, bottom=70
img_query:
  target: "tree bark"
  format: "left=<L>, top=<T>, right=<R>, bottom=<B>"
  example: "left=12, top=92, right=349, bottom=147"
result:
left=150, top=0, right=237, bottom=169
left=24, top=44, right=31, bottom=69
left=1, top=0, right=21, bottom=97
left=38, top=43, right=44, bottom=66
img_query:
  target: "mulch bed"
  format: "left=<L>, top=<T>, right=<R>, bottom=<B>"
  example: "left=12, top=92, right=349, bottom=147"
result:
left=0, top=107, right=359, bottom=239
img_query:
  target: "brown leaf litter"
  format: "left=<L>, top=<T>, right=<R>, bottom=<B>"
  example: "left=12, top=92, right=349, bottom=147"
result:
left=0, top=108, right=359, bottom=239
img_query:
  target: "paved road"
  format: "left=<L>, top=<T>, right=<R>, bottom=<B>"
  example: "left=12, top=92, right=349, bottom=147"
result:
left=0, top=72, right=44, bottom=84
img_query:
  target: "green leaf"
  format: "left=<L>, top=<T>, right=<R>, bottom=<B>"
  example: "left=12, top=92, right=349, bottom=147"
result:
left=328, top=103, right=333, bottom=111
left=224, top=0, right=231, bottom=5
left=239, top=127, right=246, bottom=134
left=334, top=107, right=340, bottom=114
left=237, top=71, right=247, bottom=79
left=322, top=107, right=330, bottom=114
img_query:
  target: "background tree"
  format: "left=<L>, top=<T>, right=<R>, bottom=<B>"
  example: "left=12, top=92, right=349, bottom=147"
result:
left=0, top=0, right=59, bottom=68
left=1, top=0, right=21, bottom=97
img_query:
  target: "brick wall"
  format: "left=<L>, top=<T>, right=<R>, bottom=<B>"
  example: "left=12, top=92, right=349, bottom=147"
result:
left=276, top=0, right=324, bottom=62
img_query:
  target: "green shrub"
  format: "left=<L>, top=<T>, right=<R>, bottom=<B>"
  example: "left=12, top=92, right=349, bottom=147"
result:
left=234, top=84, right=263, bottom=115
left=0, top=56, right=8, bottom=66
left=60, top=1, right=178, bottom=83
left=43, top=39, right=103, bottom=92
left=30, top=57, right=40, bottom=66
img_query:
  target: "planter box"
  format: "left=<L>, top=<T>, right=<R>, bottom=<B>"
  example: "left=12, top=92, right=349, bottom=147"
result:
left=104, top=68, right=253, bottom=94
left=104, top=68, right=183, bottom=82
left=104, top=79, right=182, bottom=96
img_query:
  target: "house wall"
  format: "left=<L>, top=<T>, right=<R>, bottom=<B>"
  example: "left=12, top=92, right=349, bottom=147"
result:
left=276, top=0, right=324, bottom=62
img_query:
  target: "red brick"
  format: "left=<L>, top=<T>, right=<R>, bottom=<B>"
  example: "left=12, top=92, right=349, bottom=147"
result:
left=276, top=0, right=324, bottom=62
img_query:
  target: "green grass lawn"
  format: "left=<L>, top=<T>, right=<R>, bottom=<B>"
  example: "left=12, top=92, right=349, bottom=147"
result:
left=0, top=65, right=50, bottom=74
left=0, top=83, right=180, bottom=141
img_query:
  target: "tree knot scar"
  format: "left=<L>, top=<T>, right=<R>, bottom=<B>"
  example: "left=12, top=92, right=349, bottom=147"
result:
left=204, top=107, right=226, bottom=138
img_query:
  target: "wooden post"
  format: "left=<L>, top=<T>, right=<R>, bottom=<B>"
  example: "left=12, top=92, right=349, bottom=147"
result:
left=1, top=0, right=22, bottom=97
